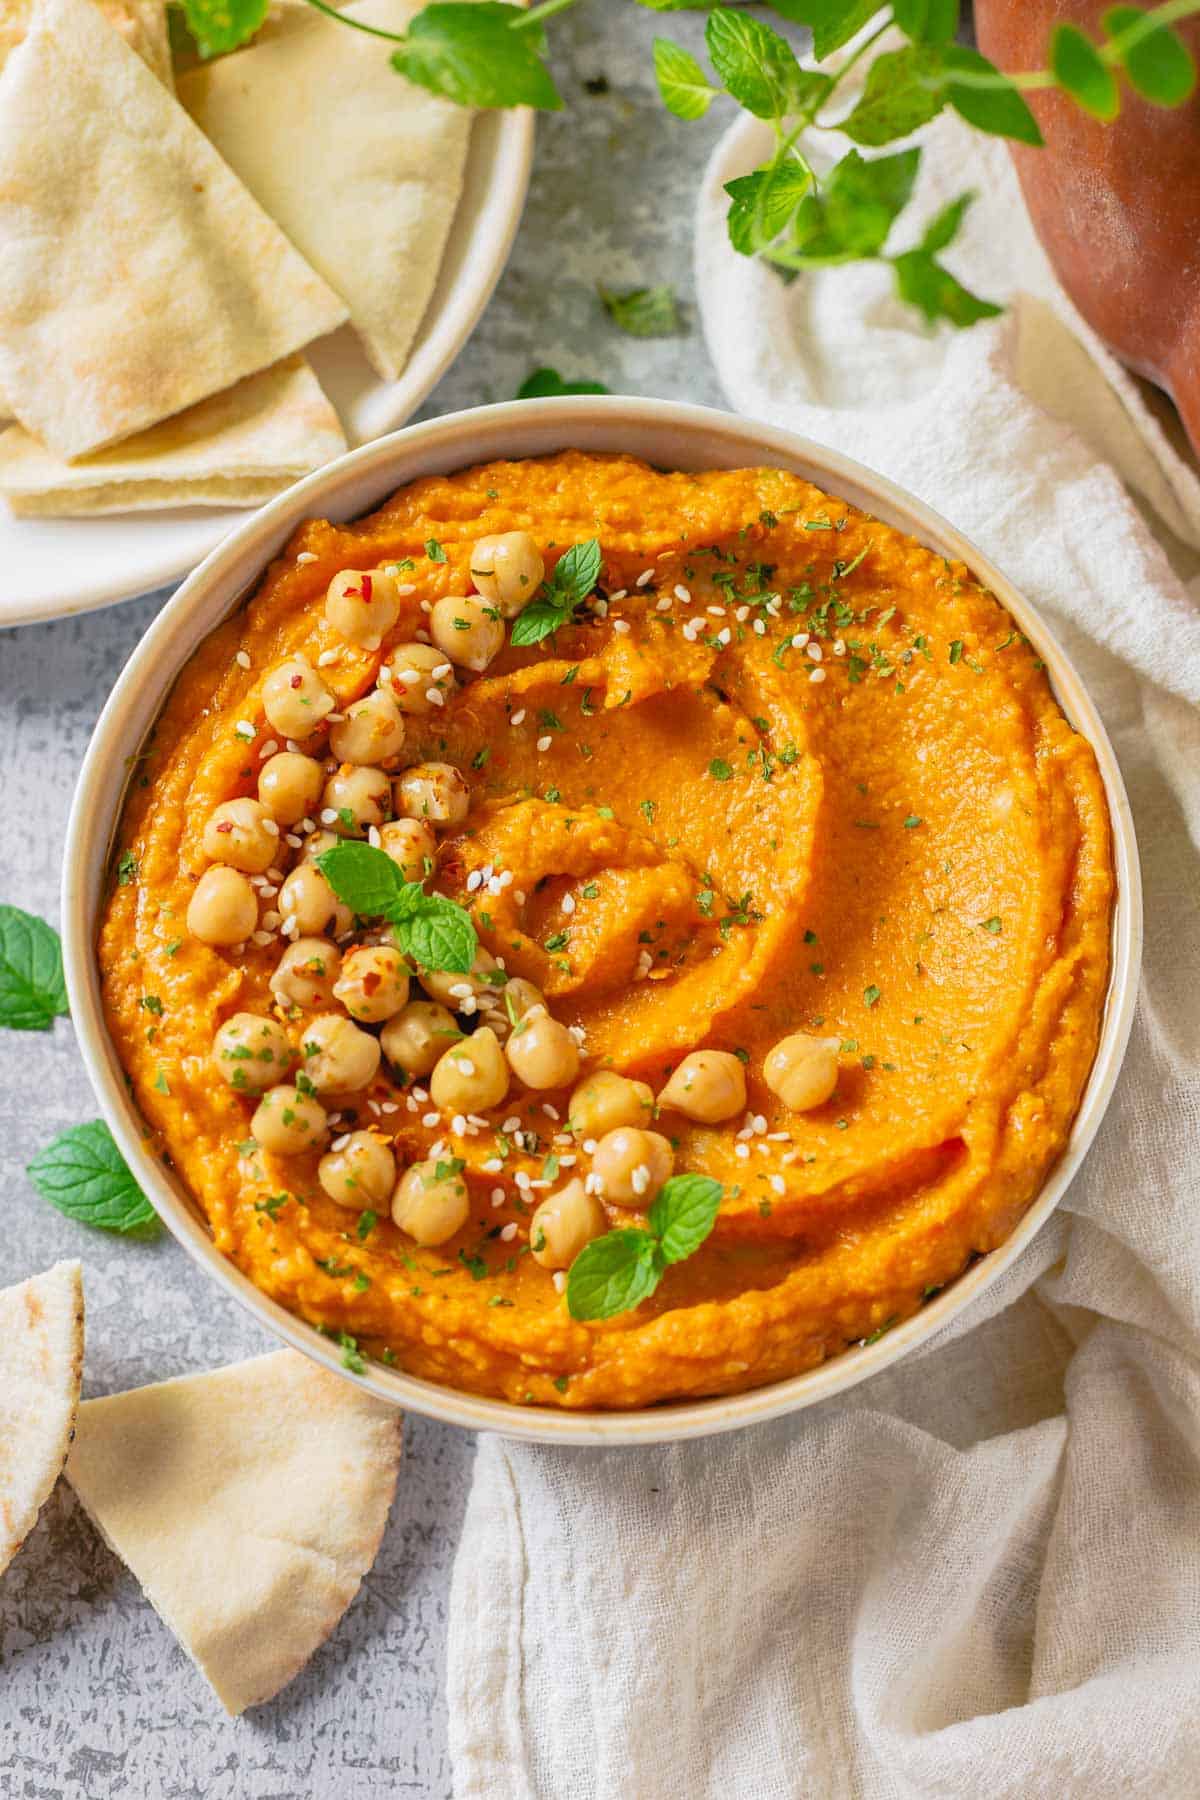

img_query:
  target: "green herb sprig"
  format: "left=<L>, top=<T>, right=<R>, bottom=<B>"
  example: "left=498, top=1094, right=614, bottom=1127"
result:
left=510, top=537, right=604, bottom=648
left=0, top=905, right=69, bottom=1032
left=317, top=841, right=478, bottom=973
left=567, top=1172, right=723, bottom=1320
left=28, top=1121, right=160, bottom=1237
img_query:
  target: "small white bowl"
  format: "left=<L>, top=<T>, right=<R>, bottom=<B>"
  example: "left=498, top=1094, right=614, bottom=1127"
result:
left=63, top=398, right=1142, bottom=1446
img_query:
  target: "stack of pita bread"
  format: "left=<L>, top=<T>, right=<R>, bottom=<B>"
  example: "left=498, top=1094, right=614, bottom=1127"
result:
left=0, top=0, right=474, bottom=515
left=2, top=1261, right=403, bottom=1713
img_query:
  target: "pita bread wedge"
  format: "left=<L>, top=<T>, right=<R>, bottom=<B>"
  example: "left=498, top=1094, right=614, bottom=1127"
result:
left=0, top=355, right=347, bottom=516
left=0, top=0, right=349, bottom=462
left=0, top=0, right=172, bottom=85
left=0, top=1261, right=84, bottom=1579
left=180, top=0, right=473, bottom=384
left=66, top=1349, right=402, bottom=1714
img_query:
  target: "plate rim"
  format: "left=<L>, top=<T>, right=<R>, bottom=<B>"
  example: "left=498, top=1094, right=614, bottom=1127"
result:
left=62, top=395, right=1143, bottom=1445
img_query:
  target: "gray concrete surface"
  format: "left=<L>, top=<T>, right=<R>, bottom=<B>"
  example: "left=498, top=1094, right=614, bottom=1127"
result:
left=0, top=7, right=731, bottom=1795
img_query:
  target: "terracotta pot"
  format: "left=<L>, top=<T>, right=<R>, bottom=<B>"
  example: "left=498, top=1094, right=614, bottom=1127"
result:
left=974, top=0, right=1200, bottom=458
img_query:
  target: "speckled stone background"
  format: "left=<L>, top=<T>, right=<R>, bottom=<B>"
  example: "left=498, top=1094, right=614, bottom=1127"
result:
left=0, top=7, right=737, bottom=1796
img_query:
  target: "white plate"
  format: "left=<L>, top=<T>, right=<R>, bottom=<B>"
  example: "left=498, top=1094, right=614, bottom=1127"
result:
left=0, top=107, right=533, bottom=630
left=64, top=397, right=1142, bottom=1447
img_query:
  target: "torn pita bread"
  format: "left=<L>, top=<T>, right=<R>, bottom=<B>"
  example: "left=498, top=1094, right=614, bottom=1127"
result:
left=0, top=0, right=348, bottom=462
left=66, top=1349, right=402, bottom=1714
left=0, top=1261, right=84, bottom=1579
left=0, top=0, right=172, bottom=85
left=180, top=0, right=473, bottom=384
left=0, top=355, right=347, bottom=515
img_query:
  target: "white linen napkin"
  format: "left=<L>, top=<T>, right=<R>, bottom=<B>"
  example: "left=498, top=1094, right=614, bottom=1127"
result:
left=447, top=105, right=1200, bottom=1800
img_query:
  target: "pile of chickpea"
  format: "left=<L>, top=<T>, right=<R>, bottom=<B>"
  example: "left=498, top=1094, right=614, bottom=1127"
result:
left=184, top=528, right=845, bottom=1281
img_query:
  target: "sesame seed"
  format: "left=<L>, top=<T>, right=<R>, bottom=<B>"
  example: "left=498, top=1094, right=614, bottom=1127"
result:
left=317, top=649, right=339, bottom=668
left=320, top=809, right=338, bottom=825
left=735, top=1143, right=750, bottom=1160
left=396, top=668, right=421, bottom=686
left=262, top=910, right=281, bottom=929
left=770, top=1174, right=786, bottom=1195
left=500, top=1222, right=518, bottom=1242
left=562, top=894, right=576, bottom=915
left=452, top=1113, right=468, bottom=1134
left=296, top=551, right=318, bottom=565
left=552, top=1271, right=567, bottom=1294
left=718, top=627, right=732, bottom=646
left=656, top=597, right=672, bottom=612
left=584, top=1172, right=603, bottom=1195
left=432, top=663, right=452, bottom=679
left=752, top=1114, right=768, bottom=1134
left=251, top=930, right=274, bottom=947
left=536, top=735, right=552, bottom=753
left=234, top=721, right=256, bottom=740
left=482, top=1157, right=503, bottom=1173
left=810, top=668, right=826, bottom=684
left=706, top=605, right=725, bottom=617
left=612, top=619, right=630, bottom=635
left=262, top=819, right=280, bottom=837
left=807, top=642, right=823, bottom=663
left=608, top=588, right=628, bottom=602
left=833, top=639, right=846, bottom=657
left=422, top=1111, right=440, bottom=1128
left=631, top=1164, right=651, bottom=1196
left=397, top=583, right=416, bottom=596
left=636, top=568, right=655, bottom=587
left=368, top=826, right=381, bottom=848
left=674, top=584, right=692, bottom=604
left=332, top=1132, right=351, bottom=1152
left=258, top=739, right=279, bottom=760
left=753, top=620, right=766, bottom=636
left=235, top=650, right=251, bottom=670
left=491, top=1188, right=506, bottom=1206
left=502, top=1115, right=522, bottom=1134
left=326, top=711, right=345, bottom=723
left=511, top=709, right=526, bottom=727
left=285, top=834, right=302, bottom=849
left=467, top=870, right=483, bottom=892
left=426, top=688, right=445, bottom=707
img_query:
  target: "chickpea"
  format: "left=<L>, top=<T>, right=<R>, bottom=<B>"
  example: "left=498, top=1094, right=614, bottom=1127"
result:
left=278, top=862, right=353, bottom=938
left=378, top=818, right=437, bottom=883
left=469, top=531, right=545, bottom=619
left=329, top=690, right=406, bottom=765
left=529, top=1179, right=607, bottom=1271
left=324, top=567, right=402, bottom=648
left=568, top=1070, right=654, bottom=1138
left=270, top=936, right=341, bottom=1011
left=258, top=751, right=324, bottom=826
left=505, top=1008, right=580, bottom=1091
left=591, top=1127, right=673, bottom=1208
left=186, top=865, right=258, bottom=947
left=380, top=999, right=461, bottom=1077
left=380, top=643, right=458, bottom=717
left=430, top=1026, right=509, bottom=1113
left=417, top=947, right=502, bottom=1010
left=393, top=761, right=469, bottom=828
left=429, top=594, right=505, bottom=673
left=318, top=1130, right=396, bottom=1209
left=391, top=1158, right=471, bottom=1247
left=300, top=1012, right=381, bottom=1094
left=299, top=827, right=339, bottom=862
left=763, top=1033, right=840, bottom=1113
left=333, top=945, right=410, bottom=1024
left=486, top=976, right=544, bottom=1042
left=658, top=1050, right=747, bottom=1125
left=201, top=797, right=278, bottom=874
left=322, top=764, right=391, bottom=836
left=262, top=657, right=335, bottom=741
left=211, top=1012, right=293, bottom=1094
left=250, top=1083, right=328, bottom=1155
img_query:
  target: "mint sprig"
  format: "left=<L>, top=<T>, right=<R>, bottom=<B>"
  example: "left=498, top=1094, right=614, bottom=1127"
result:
left=28, top=1121, right=160, bottom=1238
left=316, top=841, right=478, bottom=973
left=391, top=3, right=563, bottom=109
left=510, top=537, right=603, bottom=648
left=566, top=1173, right=722, bottom=1321
left=0, top=905, right=68, bottom=1032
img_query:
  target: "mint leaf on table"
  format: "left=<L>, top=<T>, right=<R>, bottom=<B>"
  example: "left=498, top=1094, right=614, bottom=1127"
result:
left=706, top=5, right=830, bottom=121
left=725, top=159, right=812, bottom=255
left=391, top=3, right=563, bottom=109
left=1104, top=6, right=1197, bottom=107
left=1050, top=22, right=1121, bottom=120
left=316, top=841, right=479, bottom=973
left=890, top=193, right=1001, bottom=326
left=28, top=1121, right=159, bottom=1238
left=0, top=905, right=68, bottom=1031
left=765, top=0, right=881, bottom=61
left=654, top=38, right=720, bottom=119
left=941, top=46, right=1043, bottom=145
left=566, top=1229, right=663, bottom=1321
left=648, top=1174, right=723, bottom=1265
left=517, top=368, right=610, bottom=399
left=511, top=537, right=603, bottom=646
left=598, top=284, right=681, bottom=338
left=567, top=1174, right=724, bottom=1321
left=840, top=45, right=947, bottom=146
left=179, top=0, right=269, bottom=57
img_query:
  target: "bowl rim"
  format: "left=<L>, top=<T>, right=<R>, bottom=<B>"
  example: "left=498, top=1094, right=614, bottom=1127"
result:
left=62, top=395, right=1143, bottom=1446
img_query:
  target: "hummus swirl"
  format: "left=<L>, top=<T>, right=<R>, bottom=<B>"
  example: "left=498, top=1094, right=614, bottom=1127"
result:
left=99, top=452, right=1115, bottom=1408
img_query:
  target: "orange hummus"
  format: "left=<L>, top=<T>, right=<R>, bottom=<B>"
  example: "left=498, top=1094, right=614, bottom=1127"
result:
left=99, top=452, right=1115, bottom=1409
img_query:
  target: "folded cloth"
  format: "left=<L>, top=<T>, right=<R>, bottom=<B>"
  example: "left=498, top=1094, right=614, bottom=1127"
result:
left=446, top=99, right=1200, bottom=1800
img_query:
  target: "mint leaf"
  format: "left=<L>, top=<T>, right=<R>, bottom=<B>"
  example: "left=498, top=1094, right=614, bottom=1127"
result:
left=0, top=905, right=68, bottom=1031
left=943, top=46, right=1043, bottom=145
left=510, top=598, right=574, bottom=647
left=550, top=538, right=603, bottom=606
left=316, top=840, right=406, bottom=916
left=180, top=0, right=268, bottom=57
left=648, top=1174, right=722, bottom=1265
left=1051, top=22, right=1121, bottom=119
left=598, top=284, right=681, bottom=337
left=893, top=0, right=958, bottom=44
left=841, top=45, right=946, bottom=146
left=400, top=891, right=477, bottom=974
left=706, top=6, right=824, bottom=121
left=892, top=194, right=1001, bottom=328
left=566, top=1229, right=663, bottom=1321
left=1103, top=6, right=1197, bottom=107
left=654, top=38, right=719, bottom=119
left=517, top=367, right=609, bottom=399
left=391, top=3, right=563, bottom=111
left=821, top=146, right=920, bottom=255
left=766, top=0, right=881, bottom=61
left=725, top=159, right=812, bottom=255
left=28, top=1121, right=159, bottom=1238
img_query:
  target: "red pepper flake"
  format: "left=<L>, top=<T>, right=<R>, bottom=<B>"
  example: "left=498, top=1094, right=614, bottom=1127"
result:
left=361, top=573, right=374, bottom=603
left=216, top=821, right=233, bottom=834
left=290, top=674, right=303, bottom=688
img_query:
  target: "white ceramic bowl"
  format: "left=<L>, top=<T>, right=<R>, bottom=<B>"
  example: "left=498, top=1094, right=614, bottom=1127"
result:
left=63, top=398, right=1142, bottom=1446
